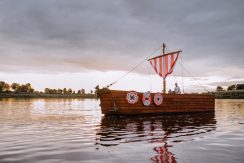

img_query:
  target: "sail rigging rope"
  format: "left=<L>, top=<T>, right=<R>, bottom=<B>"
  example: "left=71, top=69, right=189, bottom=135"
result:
left=148, top=61, right=152, bottom=92
left=180, top=54, right=185, bottom=93
left=172, top=71, right=178, bottom=84
left=105, top=46, right=161, bottom=88
left=178, top=62, right=210, bottom=92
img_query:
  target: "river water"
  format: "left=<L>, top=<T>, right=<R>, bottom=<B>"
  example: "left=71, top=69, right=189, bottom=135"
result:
left=0, top=98, right=243, bottom=163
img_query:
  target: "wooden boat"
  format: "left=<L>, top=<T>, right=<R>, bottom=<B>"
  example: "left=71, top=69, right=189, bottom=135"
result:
left=97, top=44, right=215, bottom=115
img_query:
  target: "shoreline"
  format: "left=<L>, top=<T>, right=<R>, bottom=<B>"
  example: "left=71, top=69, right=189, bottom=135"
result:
left=0, top=93, right=96, bottom=99
left=214, top=90, right=244, bottom=99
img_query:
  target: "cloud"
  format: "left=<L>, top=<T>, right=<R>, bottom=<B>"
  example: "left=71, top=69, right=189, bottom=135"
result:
left=208, top=79, right=244, bottom=87
left=0, top=0, right=243, bottom=78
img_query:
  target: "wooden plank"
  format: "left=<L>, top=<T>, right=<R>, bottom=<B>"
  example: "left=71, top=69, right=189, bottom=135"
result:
left=100, top=95, right=214, bottom=102
left=100, top=100, right=214, bottom=107
left=100, top=100, right=214, bottom=108
left=100, top=93, right=215, bottom=99
left=101, top=105, right=214, bottom=113
left=100, top=90, right=214, bottom=98
left=101, top=108, right=214, bottom=115
left=101, top=105, right=214, bottom=110
left=100, top=100, right=214, bottom=106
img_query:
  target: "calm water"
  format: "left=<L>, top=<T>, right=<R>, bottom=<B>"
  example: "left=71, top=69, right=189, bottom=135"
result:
left=0, top=98, right=243, bottom=163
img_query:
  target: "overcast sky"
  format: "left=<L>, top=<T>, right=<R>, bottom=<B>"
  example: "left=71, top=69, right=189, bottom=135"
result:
left=0, top=0, right=243, bottom=91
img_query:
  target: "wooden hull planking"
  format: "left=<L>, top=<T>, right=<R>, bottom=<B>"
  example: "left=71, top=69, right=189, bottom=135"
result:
left=98, top=90, right=215, bottom=115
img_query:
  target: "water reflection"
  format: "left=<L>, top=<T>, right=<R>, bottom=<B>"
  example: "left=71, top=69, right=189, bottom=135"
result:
left=96, top=112, right=216, bottom=163
left=0, top=98, right=100, bottom=122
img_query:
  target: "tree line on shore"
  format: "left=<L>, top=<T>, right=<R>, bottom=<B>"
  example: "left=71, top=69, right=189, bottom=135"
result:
left=0, top=81, right=93, bottom=95
left=214, top=84, right=244, bottom=99
left=216, top=84, right=244, bottom=92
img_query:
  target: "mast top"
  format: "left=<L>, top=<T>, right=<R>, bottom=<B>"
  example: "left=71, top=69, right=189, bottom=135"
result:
left=162, top=43, right=166, bottom=55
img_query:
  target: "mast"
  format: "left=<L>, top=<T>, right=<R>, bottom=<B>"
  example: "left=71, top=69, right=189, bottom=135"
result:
left=163, top=43, right=166, bottom=94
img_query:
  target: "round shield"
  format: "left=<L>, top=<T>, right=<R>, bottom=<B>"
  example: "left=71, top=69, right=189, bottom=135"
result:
left=142, top=91, right=151, bottom=106
left=126, top=91, right=139, bottom=104
left=154, top=93, right=163, bottom=105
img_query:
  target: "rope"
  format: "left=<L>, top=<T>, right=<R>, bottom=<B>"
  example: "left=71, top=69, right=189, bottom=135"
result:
left=106, top=46, right=160, bottom=88
left=178, top=62, right=210, bottom=92
left=180, top=55, right=185, bottom=93
left=172, top=71, right=178, bottom=84
left=148, top=62, right=152, bottom=92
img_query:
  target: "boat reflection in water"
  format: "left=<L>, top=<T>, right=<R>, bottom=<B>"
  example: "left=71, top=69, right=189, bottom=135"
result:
left=96, top=112, right=216, bottom=163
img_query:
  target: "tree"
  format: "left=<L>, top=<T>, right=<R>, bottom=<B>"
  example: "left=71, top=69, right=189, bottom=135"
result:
left=81, top=88, right=85, bottom=94
left=216, top=86, right=224, bottom=92
left=236, top=84, right=244, bottom=90
left=44, top=88, right=50, bottom=94
left=52, top=89, right=58, bottom=94
left=57, top=89, right=63, bottom=94
left=90, top=90, right=93, bottom=94
left=11, top=83, right=21, bottom=92
left=67, top=88, right=72, bottom=94
left=45, top=88, right=59, bottom=94
left=77, top=90, right=81, bottom=94
left=26, top=83, right=34, bottom=93
left=5, top=83, right=10, bottom=92
left=227, top=84, right=236, bottom=91
left=20, top=83, right=34, bottom=93
left=29, top=88, right=34, bottom=93
left=20, top=84, right=27, bottom=92
left=0, top=81, right=4, bottom=92
left=63, top=88, right=67, bottom=94
left=0, top=81, right=10, bottom=92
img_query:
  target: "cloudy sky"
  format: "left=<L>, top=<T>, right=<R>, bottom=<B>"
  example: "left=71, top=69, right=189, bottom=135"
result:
left=0, top=0, right=243, bottom=92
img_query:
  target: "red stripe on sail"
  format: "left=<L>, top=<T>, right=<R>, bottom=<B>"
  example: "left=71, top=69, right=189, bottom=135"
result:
left=171, top=54, right=174, bottom=67
left=150, top=60, right=156, bottom=74
left=159, top=57, right=163, bottom=77
left=149, top=60, right=153, bottom=72
left=168, top=52, right=179, bottom=75
left=154, top=59, right=158, bottom=73
left=163, top=56, right=166, bottom=78
left=165, top=55, right=169, bottom=76
left=160, top=155, right=163, bottom=163
left=159, top=147, right=163, bottom=153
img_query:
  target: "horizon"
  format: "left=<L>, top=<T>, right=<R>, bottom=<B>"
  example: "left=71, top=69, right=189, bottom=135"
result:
left=0, top=0, right=243, bottom=92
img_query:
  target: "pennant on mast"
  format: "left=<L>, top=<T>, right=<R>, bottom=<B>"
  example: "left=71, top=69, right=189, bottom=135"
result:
left=148, top=50, right=181, bottom=79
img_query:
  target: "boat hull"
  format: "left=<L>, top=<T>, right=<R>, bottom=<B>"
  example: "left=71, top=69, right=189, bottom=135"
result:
left=98, top=89, right=215, bottom=115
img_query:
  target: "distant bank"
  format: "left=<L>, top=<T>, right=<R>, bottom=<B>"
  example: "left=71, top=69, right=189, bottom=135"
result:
left=0, top=92, right=96, bottom=99
left=214, top=90, right=244, bottom=99
left=0, top=81, right=96, bottom=99
left=214, top=84, right=244, bottom=99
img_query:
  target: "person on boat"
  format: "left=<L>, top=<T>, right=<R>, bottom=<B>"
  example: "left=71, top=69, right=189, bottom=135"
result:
left=168, top=89, right=172, bottom=94
left=174, top=83, right=181, bottom=94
